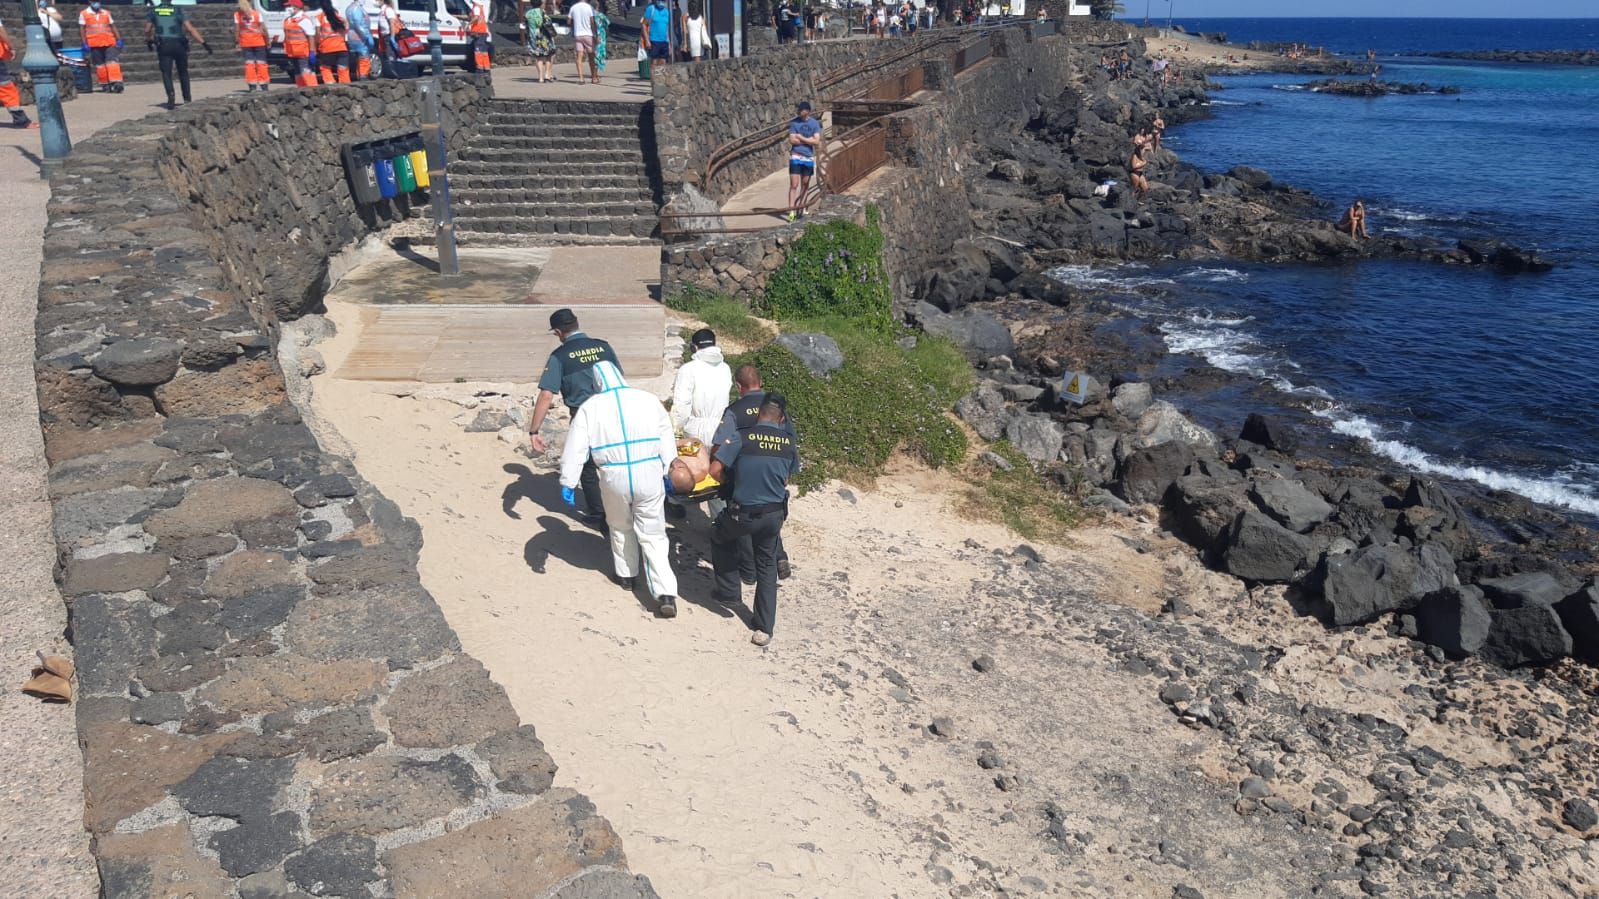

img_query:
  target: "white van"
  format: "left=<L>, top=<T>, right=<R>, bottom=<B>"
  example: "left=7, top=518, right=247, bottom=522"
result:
left=259, top=0, right=474, bottom=74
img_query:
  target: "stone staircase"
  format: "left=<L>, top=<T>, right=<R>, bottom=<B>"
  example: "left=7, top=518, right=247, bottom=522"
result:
left=451, top=99, right=662, bottom=246
left=53, top=2, right=243, bottom=86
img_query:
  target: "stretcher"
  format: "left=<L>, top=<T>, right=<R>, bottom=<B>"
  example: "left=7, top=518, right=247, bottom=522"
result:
left=667, top=438, right=722, bottom=505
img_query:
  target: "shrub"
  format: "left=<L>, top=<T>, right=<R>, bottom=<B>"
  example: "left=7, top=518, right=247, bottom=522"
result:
left=735, top=328, right=970, bottom=493
left=665, top=285, right=773, bottom=349
left=760, top=207, right=894, bottom=333
left=959, top=444, right=1096, bottom=542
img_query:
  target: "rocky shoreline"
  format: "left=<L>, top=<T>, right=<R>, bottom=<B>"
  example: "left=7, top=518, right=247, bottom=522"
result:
left=1305, top=78, right=1462, bottom=97
left=905, top=35, right=1596, bottom=672
left=1429, top=49, right=1599, bottom=66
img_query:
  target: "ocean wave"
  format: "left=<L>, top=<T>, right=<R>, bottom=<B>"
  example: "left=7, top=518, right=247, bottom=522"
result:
left=1270, top=84, right=1307, bottom=92
left=1312, top=410, right=1599, bottom=517
left=1181, top=267, right=1250, bottom=284
left=1209, top=99, right=1249, bottom=107
left=1046, top=264, right=1177, bottom=292
left=1162, top=311, right=1598, bottom=515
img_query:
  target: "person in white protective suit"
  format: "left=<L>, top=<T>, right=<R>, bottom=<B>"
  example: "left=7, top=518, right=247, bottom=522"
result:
left=671, top=328, right=733, bottom=444
left=559, top=361, right=682, bottom=618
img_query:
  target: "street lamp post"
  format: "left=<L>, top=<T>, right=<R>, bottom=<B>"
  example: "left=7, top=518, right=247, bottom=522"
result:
left=421, top=3, right=460, bottom=276
left=21, top=24, right=70, bottom=178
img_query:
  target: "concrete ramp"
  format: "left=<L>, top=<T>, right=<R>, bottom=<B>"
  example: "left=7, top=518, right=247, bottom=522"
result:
left=336, top=304, right=665, bottom=382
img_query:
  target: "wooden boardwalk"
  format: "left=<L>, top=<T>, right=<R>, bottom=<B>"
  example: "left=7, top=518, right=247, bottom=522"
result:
left=336, top=304, right=665, bottom=382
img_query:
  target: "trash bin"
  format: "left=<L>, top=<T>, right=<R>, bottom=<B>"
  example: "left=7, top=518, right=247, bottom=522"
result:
left=60, top=47, right=93, bottom=92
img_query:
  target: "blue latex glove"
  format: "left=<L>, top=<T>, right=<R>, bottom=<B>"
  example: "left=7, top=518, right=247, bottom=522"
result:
left=561, top=486, right=577, bottom=507
left=663, top=474, right=676, bottom=496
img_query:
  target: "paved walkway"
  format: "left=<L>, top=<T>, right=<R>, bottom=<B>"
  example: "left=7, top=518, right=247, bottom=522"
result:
left=0, top=75, right=246, bottom=899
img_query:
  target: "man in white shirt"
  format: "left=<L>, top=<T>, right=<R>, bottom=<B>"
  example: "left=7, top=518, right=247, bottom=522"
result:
left=567, top=0, right=598, bottom=84
left=671, top=328, right=733, bottom=444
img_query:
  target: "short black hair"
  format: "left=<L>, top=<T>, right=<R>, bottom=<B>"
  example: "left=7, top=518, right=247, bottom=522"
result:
left=759, top=393, right=788, bottom=419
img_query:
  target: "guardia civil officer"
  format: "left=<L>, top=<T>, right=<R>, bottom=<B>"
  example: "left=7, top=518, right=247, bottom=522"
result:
left=708, top=393, right=799, bottom=647
left=145, top=0, right=211, bottom=110
left=529, top=308, right=622, bottom=526
left=712, top=364, right=795, bottom=579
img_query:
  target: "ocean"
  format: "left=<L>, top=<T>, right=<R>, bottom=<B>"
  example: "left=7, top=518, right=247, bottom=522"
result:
left=1065, top=18, right=1599, bottom=519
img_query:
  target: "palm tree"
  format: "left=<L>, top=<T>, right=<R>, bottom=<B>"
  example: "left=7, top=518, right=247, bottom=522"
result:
left=1091, top=0, right=1126, bottom=19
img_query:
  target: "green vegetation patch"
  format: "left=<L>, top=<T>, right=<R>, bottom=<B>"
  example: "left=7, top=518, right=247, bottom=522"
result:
left=958, top=444, right=1097, bottom=542
left=665, top=285, right=774, bottom=349
left=737, top=327, right=971, bottom=493
left=760, top=208, right=894, bottom=334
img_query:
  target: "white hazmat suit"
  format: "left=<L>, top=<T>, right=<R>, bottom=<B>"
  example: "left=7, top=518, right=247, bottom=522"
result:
left=671, top=344, right=733, bottom=444
left=559, top=362, right=679, bottom=599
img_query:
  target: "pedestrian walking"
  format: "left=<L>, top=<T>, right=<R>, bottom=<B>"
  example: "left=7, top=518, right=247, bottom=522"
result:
left=708, top=393, right=799, bottom=646
left=524, top=0, right=555, bottom=82
left=344, top=0, right=375, bottom=79
left=641, top=0, right=671, bottom=68
left=559, top=361, right=682, bottom=619
left=145, top=0, right=210, bottom=109
left=593, top=0, right=609, bottom=73
left=683, top=0, right=707, bottom=61
left=467, top=0, right=492, bottom=72
left=529, top=309, right=622, bottom=526
left=312, top=0, right=351, bottom=84
left=712, top=364, right=795, bottom=581
left=281, top=0, right=317, bottom=87
left=0, top=15, right=38, bottom=129
left=79, top=0, right=124, bottom=93
left=234, top=0, right=270, bottom=90
left=567, top=0, right=598, bottom=84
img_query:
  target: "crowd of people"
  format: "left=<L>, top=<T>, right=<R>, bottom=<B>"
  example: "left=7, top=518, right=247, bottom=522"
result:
left=530, top=309, right=800, bottom=647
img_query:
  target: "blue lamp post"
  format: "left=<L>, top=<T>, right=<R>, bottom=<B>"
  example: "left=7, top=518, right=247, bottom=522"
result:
left=422, top=2, right=459, bottom=276
left=21, top=23, right=70, bottom=178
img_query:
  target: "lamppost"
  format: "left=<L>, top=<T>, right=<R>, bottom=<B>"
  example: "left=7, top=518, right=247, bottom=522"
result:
left=22, top=23, right=70, bottom=178
left=422, top=3, right=460, bottom=276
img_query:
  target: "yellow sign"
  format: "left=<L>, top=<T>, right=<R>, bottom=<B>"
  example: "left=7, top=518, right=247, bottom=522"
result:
left=1061, top=371, right=1090, bottom=405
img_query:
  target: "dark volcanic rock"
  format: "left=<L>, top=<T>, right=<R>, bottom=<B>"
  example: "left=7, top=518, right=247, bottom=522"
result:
left=1165, top=473, right=1252, bottom=551
left=915, top=303, right=1015, bottom=361
left=955, top=384, right=1010, bottom=442
left=1219, top=510, right=1311, bottom=583
left=92, top=338, right=185, bottom=387
left=285, top=834, right=380, bottom=897
left=1414, top=586, right=1492, bottom=657
left=1478, top=571, right=1568, bottom=609
left=1563, top=798, right=1599, bottom=832
left=1315, top=543, right=1456, bottom=627
left=1117, top=441, right=1197, bottom=506
left=775, top=333, right=845, bottom=378
left=1240, top=413, right=1298, bottom=455
left=1249, top=479, right=1333, bottom=534
left=1478, top=604, right=1573, bottom=668
left=1305, top=79, right=1461, bottom=97
left=1553, top=584, right=1599, bottom=665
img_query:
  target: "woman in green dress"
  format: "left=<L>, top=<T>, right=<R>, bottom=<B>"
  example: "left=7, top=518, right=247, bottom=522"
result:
left=524, top=0, right=555, bottom=83
left=592, top=0, right=609, bottom=74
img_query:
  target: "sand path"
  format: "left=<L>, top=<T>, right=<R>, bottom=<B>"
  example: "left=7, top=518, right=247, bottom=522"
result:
left=299, top=296, right=1367, bottom=897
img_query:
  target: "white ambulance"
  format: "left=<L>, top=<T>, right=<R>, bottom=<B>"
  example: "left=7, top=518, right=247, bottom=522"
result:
left=259, top=0, right=475, bottom=76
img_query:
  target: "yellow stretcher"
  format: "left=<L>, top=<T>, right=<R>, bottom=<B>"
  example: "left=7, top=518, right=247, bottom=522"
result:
left=669, top=439, right=722, bottom=504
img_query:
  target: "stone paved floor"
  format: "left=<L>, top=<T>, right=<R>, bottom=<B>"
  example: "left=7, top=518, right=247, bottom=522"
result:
left=0, top=76, right=242, bottom=899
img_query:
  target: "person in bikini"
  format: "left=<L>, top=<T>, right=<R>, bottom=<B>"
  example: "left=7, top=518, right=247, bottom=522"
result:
left=1339, top=199, right=1370, bottom=239
left=1129, top=133, right=1151, bottom=199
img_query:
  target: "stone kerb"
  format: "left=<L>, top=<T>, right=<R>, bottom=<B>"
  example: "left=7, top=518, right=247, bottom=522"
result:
left=35, top=79, right=656, bottom=897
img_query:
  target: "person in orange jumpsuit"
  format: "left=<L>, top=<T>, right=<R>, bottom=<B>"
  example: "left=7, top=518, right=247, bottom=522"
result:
left=0, top=16, right=38, bottom=128
left=312, top=1, right=350, bottom=84
left=234, top=0, right=270, bottom=91
left=468, top=0, right=492, bottom=72
left=281, top=0, right=317, bottom=87
left=78, top=0, right=123, bottom=93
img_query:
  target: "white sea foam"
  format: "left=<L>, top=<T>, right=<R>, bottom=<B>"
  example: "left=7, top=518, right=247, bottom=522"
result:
left=1161, top=309, right=1599, bottom=516
left=1270, top=84, right=1307, bottom=92
left=1046, top=264, right=1177, bottom=292
left=1209, top=99, right=1248, bottom=107
left=1312, top=410, right=1599, bottom=517
left=1182, top=267, right=1250, bottom=283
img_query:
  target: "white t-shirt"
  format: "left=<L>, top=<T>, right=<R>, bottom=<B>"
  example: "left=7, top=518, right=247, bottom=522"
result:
left=685, top=14, right=706, bottom=56
left=568, top=0, right=594, bottom=38
left=39, top=4, right=64, bottom=41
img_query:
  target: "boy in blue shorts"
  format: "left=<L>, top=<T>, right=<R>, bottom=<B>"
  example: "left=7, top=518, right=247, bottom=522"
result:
left=787, top=100, right=822, bottom=221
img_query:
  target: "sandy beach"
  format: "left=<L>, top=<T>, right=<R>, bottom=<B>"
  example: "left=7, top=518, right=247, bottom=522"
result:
left=289, top=288, right=1597, bottom=897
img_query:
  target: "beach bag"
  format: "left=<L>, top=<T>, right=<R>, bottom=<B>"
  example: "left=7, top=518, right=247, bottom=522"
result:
left=395, top=28, right=426, bottom=56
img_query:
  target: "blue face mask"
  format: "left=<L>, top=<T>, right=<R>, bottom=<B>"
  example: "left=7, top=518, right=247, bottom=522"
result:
left=89, top=1, right=101, bottom=8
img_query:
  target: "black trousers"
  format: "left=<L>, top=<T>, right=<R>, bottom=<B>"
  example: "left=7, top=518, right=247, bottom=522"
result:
left=156, top=38, right=190, bottom=103
left=579, top=457, right=604, bottom=519
left=738, top=533, right=787, bottom=580
left=713, top=506, right=785, bottom=635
